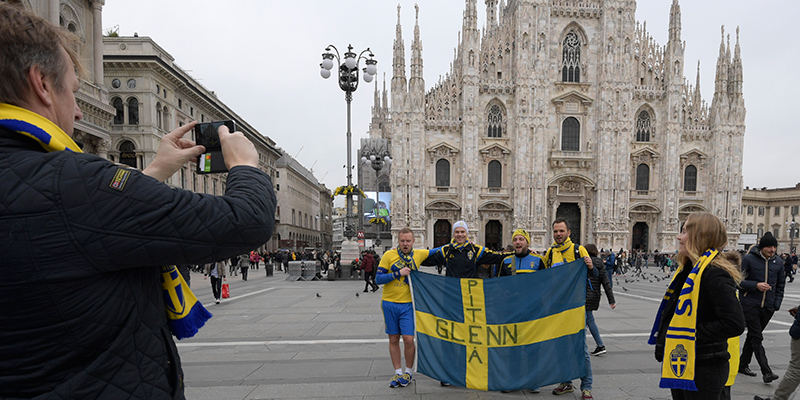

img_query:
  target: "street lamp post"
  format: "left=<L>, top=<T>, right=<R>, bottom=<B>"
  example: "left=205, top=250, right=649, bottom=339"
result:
left=788, top=213, right=798, bottom=254
left=320, top=44, right=377, bottom=240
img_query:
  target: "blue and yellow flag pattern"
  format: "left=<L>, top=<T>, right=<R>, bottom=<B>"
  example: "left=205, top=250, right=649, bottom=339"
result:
left=161, top=265, right=212, bottom=340
left=410, top=260, right=588, bottom=391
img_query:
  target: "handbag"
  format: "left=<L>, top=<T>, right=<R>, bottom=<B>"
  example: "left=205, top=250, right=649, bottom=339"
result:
left=221, top=283, right=230, bottom=299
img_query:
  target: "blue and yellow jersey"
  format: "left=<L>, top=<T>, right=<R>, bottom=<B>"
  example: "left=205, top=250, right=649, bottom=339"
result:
left=500, top=251, right=544, bottom=275
left=376, top=249, right=430, bottom=303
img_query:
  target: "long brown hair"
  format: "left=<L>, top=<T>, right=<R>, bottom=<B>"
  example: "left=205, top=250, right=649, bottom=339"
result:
left=679, top=212, right=743, bottom=283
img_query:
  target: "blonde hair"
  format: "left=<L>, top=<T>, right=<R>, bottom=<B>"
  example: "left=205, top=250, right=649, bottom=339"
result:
left=679, top=212, right=743, bottom=284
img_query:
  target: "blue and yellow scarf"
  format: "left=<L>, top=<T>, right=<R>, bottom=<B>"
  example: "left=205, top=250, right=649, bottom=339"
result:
left=1, top=103, right=211, bottom=339
left=161, top=266, right=212, bottom=339
left=0, top=103, right=83, bottom=152
left=648, top=248, right=718, bottom=390
left=448, top=237, right=470, bottom=252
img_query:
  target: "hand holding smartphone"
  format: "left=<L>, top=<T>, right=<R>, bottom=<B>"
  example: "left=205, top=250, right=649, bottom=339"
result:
left=195, top=120, right=235, bottom=174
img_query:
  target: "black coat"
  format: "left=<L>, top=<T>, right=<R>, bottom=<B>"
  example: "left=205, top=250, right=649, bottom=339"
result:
left=655, top=265, right=745, bottom=364
left=740, top=245, right=785, bottom=311
left=587, top=256, right=615, bottom=311
left=0, top=128, right=275, bottom=399
left=422, top=242, right=508, bottom=278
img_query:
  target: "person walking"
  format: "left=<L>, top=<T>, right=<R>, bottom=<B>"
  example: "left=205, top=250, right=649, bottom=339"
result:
left=739, top=232, right=784, bottom=383
left=604, top=250, right=616, bottom=286
left=754, top=304, right=800, bottom=400
left=585, top=244, right=616, bottom=357
left=542, top=219, right=594, bottom=399
left=239, top=253, right=249, bottom=281
left=361, top=251, right=379, bottom=292
left=204, top=260, right=228, bottom=303
left=649, top=213, right=745, bottom=399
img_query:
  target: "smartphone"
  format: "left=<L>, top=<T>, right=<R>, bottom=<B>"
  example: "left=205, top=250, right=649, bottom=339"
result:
left=195, top=120, right=235, bottom=174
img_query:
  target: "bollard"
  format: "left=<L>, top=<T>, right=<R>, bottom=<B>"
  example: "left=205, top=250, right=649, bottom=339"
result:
left=266, top=262, right=273, bottom=277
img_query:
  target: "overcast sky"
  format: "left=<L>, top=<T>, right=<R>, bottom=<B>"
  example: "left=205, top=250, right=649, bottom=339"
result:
left=103, top=0, right=799, bottom=194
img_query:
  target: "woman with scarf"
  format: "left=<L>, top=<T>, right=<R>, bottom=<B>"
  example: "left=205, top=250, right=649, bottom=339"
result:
left=649, top=213, right=745, bottom=399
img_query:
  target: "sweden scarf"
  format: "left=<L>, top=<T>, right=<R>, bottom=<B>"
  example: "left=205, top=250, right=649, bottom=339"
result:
left=161, top=266, right=212, bottom=339
left=448, top=237, right=471, bottom=252
left=648, top=248, right=718, bottom=390
left=1, top=103, right=212, bottom=339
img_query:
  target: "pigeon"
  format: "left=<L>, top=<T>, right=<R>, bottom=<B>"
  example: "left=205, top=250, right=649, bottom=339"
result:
left=355, top=292, right=360, bottom=297
left=622, top=286, right=628, bottom=291
left=316, top=293, right=322, bottom=298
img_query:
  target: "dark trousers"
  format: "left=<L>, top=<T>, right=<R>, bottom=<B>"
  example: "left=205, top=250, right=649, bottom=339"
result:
left=241, top=266, right=248, bottom=281
left=363, top=270, right=377, bottom=291
left=210, top=276, right=222, bottom=300
left=741, top=304, right=775, bottom=375
left=670, top=360, right=728, bottom=400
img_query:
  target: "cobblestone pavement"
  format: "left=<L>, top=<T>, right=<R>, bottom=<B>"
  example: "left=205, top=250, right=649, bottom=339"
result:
left=178, top=265, right=800, bottom=400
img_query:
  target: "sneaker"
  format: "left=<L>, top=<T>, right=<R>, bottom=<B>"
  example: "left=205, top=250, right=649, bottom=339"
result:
left=552, top=383, right=574, bottom=395
left=582, top=389, right=593, bottom=399
left=398, top=372, right=412, bottom=387
left=590, top=346, right=607, bottom=356
left=529, top=388, right=541, bottom=393
left=215, top=298, right=220, bottom=304
left=389, top=374, right=401, bottom=388
left=440, top=381, right=451, bottom=386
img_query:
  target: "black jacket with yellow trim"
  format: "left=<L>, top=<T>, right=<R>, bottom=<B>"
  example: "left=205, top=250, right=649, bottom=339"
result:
left=422, top=242, right=508, bottom=278
left=0, top=128, right=275, bottom=399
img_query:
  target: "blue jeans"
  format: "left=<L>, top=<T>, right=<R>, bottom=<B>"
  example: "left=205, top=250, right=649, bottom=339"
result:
left=586, top=310, right=603, bottom=347
left=563, top=329, right=593, bottom=391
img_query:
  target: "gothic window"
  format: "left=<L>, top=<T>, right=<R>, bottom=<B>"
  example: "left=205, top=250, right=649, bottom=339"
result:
left=758, top=206, right=765, bottom=216
left=635, top=111, right=652, bottom=142
left=111, top=97, right=124, bottom=125
left=636, top=164, right=650, bottom=191
left=435, top=159, right=450, bottom=187
left=156, top=102, right=162, bottom=129
left=487, top=105, right=502, bottom=138
left=127, top=98, right=139, bottom=125
left=488, top=160, right=502, bottom=188
left=683, top=165, right=697, bottom=192
left=561, top=117, right=580, bottom=151
left=561, top=31, right=581, bottom=82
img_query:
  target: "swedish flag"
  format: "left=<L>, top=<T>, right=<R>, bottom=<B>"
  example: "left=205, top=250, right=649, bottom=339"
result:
left=410, top=260, right=587, bottom=391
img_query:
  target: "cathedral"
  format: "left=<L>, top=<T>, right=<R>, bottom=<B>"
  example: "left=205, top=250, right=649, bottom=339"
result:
left=367, top=0, right=745, bottom=252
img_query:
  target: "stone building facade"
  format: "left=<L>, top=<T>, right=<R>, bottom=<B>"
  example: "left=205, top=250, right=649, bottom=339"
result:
left=274, top=151, right=328, bottom=251
left=742, top=185, right=800, bottom=254
left=103, top=36, right=284, bottom=250
left=370, top=0, right=745, bottom=252
left=8, top=0, right=116, bottom=155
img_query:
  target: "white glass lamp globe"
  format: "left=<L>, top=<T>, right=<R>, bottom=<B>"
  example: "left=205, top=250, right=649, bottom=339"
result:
left=345, top=56, right=357, bottom=70
left=320, top=68, right=331, bottom=79
left=321, top=58, right=334, bottom=70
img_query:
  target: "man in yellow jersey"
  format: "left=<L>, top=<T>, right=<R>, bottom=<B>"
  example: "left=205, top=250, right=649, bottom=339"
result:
left=543, top=219, right=594, bottom=399
left=375, top=227, right=430, bottom=388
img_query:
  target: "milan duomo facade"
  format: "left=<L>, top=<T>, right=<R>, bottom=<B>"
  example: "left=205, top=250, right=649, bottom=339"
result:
left=368, top=0, right=745, bottom=252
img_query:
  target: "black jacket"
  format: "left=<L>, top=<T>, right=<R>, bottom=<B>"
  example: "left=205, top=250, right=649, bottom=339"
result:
left=587, top=256, right=615, bottom=311
left=740, top=245, right=785, bottom=311
left=0, top=128, right=275, bottom=399
left=655, top=265, right=745, bottom=364
left=422, top=242, right=508, bottom=278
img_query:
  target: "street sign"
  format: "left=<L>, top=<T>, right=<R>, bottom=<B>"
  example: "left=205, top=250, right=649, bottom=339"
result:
left=357, top=231, right=365, bottom=239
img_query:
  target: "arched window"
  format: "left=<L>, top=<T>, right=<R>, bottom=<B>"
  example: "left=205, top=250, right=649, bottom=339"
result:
left=561, top=117, right=580, bottom=151
left=435, top=159, right=450, bottom=187
left=683, top=165, right=697, bottom=192
left=488, top=160, right=502, bottom=188
left=111, top=97, right=124, bottom=125
left=156, top=102, right=162, bottom=129
left=635, top=111, right=652, bottom=142
left=487, top=104, right=502, bottom=138
left=747, top=205, right=754, bottom=215
left=127, top=98, right=139, bottom=125
left=758, top=206, right=765, bottom=216
left=561, top=31, right=581, bottom=82
left=118, top=140, right=137, bottom=168
left=636, top=164, right=650, bottom=191
left=162, top=106, right=169, bottom=130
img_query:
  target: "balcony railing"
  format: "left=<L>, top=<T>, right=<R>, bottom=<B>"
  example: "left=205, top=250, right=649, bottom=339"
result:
left=480, top=187, right=509, bottom=198
left=429, top=186, right=458, bottom=198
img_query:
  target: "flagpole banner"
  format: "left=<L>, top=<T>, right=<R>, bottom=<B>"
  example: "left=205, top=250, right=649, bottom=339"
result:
left=410, top=260, right=587, bottom=391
